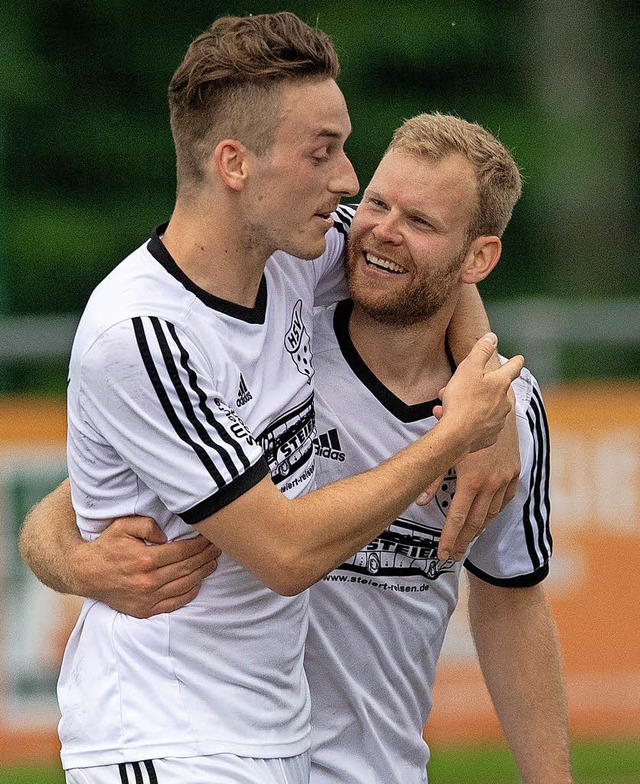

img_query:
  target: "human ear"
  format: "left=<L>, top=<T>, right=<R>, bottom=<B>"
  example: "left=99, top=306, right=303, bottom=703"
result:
left=213, top=139, right=249, bottom=191
left=459, top=236, right=502, bottom=284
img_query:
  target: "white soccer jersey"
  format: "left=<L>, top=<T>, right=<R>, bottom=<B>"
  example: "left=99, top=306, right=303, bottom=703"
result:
left=306, top=300, right=552, bottom=784
left=59, top=208, right=354, bottom=769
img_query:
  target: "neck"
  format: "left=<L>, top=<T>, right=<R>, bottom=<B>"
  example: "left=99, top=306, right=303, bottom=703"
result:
left=161, top=197, right=270, bottom=308
left=347, top=302, right=456, bottom=406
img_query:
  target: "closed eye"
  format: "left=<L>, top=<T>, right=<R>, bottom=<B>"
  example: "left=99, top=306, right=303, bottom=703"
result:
left=367, top=197, right=388, bottom=210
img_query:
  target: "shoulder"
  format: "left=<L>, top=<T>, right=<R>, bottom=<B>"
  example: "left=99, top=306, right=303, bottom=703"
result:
left=312, top=302, right=339, bottom=348
left=332, top=203, right=357, bottom=237
left=75, top=245, right=198, bottom=357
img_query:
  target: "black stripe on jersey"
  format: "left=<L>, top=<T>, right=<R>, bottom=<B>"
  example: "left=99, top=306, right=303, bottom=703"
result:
left=532, top=384, right=553, bottom=558
left=464, top=380, right=552, bottom=585
left=522, top=383, right=552, bottom=570
left=133, top=316, right=227, bottom=488
left=160, top=320, right=252, bottom=472
left=117, top=761, right=157, bottom=784
left=333, top=204, right=356, bottom=238
left=183, top=459, right=269, bottom=525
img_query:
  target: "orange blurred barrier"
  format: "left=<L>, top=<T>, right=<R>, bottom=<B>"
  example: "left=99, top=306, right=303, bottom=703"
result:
left=428, top=382, right=640, bottom=744
left=0, top=398, right=69, bottom=764
left=1, top=386, right=640, bottom=764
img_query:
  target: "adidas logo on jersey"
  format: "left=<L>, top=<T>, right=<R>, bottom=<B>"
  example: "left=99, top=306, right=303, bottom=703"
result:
left=313, top=428, right=345, bottom=462
left=236, top=374, right=253, bottom=407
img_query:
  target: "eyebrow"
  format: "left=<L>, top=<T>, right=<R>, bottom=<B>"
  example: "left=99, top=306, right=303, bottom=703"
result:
left=313, top=128, right=349, bottom=142
left=365, top=188, right=446, bottom=231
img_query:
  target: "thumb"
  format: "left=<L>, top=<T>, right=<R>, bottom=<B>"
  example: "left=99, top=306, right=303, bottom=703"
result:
left=466, top=332, right=498, bottom=369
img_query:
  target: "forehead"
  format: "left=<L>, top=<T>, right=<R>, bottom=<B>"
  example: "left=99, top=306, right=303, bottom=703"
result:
left=273, top=78, right=352, bottom=145
left=368, top=150, right=477, bottom=222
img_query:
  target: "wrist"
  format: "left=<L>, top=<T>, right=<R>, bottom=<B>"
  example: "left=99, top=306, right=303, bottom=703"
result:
left=66, top=537, right=96, bottom=596
left=426, top=416, right=473, bottom=469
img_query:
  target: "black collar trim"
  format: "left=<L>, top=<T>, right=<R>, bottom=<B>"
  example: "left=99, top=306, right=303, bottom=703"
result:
left=147, top=224, right=268, bottom=324
left=332, top=299, right=440, bottom=423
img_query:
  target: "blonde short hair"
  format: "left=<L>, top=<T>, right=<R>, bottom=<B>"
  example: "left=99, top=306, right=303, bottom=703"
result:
left=387, top=112, right=522, bottom=238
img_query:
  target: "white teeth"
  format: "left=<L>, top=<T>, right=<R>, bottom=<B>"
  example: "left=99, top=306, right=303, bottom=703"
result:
left=365, top=253, right=406, bottom=273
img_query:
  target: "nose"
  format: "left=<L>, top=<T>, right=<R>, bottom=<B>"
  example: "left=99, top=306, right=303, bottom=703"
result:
left=371, top=212, right=402, bottom=244
left=331, top=152, right=359, bottom=197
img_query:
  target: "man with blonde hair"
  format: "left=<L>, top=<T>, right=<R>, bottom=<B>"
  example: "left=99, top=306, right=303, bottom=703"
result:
left=20, top=14, right=523, bottom=784
left=305, top=112, right=570, bottom=783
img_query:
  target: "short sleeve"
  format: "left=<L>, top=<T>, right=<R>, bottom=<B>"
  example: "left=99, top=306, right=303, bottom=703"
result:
left=74, top=316, right=268, bottom=524
left=464, top=370, right=552, bottom=586
left=311, top=205, right=356, bottom=306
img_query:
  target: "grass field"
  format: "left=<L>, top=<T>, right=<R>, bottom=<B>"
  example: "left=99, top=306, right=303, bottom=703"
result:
left=2, top=741, right=639, bottom=783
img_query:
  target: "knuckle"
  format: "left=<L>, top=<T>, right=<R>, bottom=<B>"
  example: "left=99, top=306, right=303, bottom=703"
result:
left=137, top=573, right=160, bottom=593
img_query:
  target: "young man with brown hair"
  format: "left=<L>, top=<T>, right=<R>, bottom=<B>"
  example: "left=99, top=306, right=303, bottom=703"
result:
left=19, top=14, right=523, bottom=784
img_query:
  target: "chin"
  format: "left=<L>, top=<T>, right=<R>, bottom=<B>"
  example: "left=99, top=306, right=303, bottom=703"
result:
left=289, top=237, right=328, bottom=261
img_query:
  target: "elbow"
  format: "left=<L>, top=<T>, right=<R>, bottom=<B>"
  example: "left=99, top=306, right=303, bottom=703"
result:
left=257, top=550, right=317, bottom=596
left=264, top=568, right=314, bottom=597
left=18, top=522, right=35, bottom=570
left=271, top=577, right=312, bottom=597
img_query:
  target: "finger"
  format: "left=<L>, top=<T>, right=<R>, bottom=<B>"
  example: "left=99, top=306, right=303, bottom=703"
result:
left=463, top=493, right=492, bottom=534
left=111, top=516, right=168, bottom=545
left=486, top=487, right=507, bottom=520
left=416, top=474, right=444, bottom=506
left=495, top=475, right=519, bottom=514
left=147, top=536, right=216, bottom=569
left=461, top=332, right=499, bottom=372
left=448, top=492, right=494, bottom=561
left=437, top=489, right=474, bottom=560
left=149, top=585, right=202, bottom=616
left=154, top=558, right=217, bottom=602
left=155, top=542, right=220, bottom=581
left=494, top=354, right=525, bottom=386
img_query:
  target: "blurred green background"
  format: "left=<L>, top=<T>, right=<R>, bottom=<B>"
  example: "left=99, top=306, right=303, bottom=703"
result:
left=0, top=0, right=638, bottom=394
left=1, top=4, right=639, bottom=780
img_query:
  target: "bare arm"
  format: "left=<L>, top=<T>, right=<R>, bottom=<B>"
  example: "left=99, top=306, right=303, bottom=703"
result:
left=194, top=336, right=522, bottom=594
left=438, top=284, right=520, bottom=560
left=19, top=479, right=220, bottom=617
left=22, top=335, right=522, bottom=602
left=468, top=573, right=572, bottom=784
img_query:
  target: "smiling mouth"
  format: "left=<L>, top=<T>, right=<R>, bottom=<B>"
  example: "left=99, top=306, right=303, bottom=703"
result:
left=364, top=252, right=407, bottom=274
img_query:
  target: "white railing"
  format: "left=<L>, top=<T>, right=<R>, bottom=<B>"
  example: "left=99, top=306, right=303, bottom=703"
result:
left=1, top=299, right=639, bottom=383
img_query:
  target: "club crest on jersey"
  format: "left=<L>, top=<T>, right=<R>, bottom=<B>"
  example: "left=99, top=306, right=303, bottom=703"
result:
left=285, top=299, right=314, bottom=383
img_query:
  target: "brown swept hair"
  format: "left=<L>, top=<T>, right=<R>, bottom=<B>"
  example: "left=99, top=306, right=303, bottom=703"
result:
left=387, top=112, right=522, bottom=239
left=168, top=12, right=340, bottom=190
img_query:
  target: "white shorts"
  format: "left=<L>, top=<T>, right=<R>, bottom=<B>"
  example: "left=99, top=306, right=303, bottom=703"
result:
left=65, top=751, right=311, bottom=784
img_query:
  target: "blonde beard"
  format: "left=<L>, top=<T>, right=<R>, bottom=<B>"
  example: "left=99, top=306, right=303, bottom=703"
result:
left=345, top=242, right=467, bottom=328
